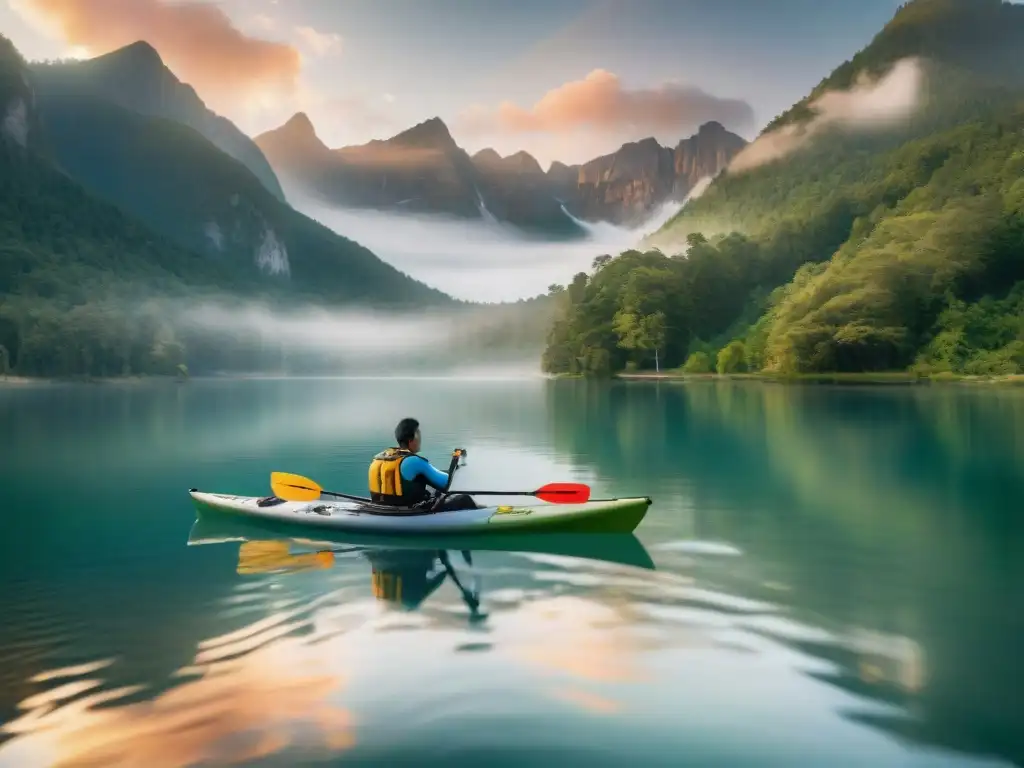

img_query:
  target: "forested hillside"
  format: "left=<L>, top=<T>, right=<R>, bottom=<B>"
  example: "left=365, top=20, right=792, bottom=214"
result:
left=542, top=0, right=1024, bottom=378
left=0, top=33, right=453, bottom=378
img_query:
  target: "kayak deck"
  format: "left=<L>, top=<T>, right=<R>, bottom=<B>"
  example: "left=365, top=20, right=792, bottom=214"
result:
left=188, top=489, right=651, bottom=535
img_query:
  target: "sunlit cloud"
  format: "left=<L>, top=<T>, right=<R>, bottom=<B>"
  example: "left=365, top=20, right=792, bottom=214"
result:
left=459, top=69, right=755, bottom=139
left=10, top=0, right=301, bottom=115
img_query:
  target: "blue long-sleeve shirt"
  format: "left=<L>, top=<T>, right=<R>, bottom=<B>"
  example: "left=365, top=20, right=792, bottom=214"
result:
left=400, top=455, right=449, bottom=490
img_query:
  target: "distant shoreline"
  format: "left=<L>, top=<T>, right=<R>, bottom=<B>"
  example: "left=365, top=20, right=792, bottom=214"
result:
left=613, top=371, right=1024, bottom=387
left=5, top=371, right=1024, bottom=387
left=0, top=376, right=43, bottom=386
left=0, top=374, right=180, bottom=386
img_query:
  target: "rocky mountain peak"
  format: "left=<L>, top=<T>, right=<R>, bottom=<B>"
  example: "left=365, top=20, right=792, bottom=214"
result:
left=389, top=116, right=457, bottom=150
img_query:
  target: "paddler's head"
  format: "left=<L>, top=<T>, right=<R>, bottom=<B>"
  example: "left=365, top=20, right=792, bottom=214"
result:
left=395, top=417, right=421, bottom=454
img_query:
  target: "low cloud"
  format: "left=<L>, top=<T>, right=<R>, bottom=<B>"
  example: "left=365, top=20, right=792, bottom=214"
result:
left=459, top=69, right=755, bottom=139
left=14, top=0, right=301, bottom=114
left=729, top=57, right=925, bottom=174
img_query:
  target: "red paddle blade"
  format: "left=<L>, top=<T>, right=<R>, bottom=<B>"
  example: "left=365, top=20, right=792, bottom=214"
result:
left=534, top=482, right=591, bottom=504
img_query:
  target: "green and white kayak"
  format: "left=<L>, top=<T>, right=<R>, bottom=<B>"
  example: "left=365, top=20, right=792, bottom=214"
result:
left=188, top=489, right=651, bottom=535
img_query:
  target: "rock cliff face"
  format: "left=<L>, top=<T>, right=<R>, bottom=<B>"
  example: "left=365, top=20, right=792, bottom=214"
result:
left=471, top=148, right=584, bottom=237
left=546, top=160, right=582, bottom=203
left=0, top=35, right=44, bottom=153
left=568, top=122, right=748, bottom=225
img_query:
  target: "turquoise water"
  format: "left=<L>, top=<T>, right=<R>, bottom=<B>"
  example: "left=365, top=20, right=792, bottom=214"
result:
left=1, top=377, right=1022, bottom=767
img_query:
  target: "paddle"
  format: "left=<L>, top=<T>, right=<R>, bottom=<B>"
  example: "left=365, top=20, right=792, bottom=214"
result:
left=457, top=483, right=591, bottom=503
left=270, top=471, right=591, bottom=505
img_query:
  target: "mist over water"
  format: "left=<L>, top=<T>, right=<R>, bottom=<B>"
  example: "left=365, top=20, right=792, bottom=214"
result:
left=287, top=191, right=700, bottom=302
left=157, top=185, right=713, bottom=377
left=170, top=298, right=551, bottom=376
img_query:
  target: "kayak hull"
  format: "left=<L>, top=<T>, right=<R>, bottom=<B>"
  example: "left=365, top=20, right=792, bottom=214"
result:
left=188, top=489, right=651, bottom=535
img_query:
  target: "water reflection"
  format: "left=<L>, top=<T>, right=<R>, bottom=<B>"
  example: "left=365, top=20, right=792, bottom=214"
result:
left=188, top=513, right=658, bottom=620
left=548, top=380, right=1024, bottom=767
left=2, top=612, right=355, bottom=767
left=233, top=536, right=486, bottom=620
left=3, top=379, right=1023, bottom=767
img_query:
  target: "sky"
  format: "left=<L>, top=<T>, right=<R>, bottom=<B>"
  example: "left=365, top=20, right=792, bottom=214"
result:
left=2, top=0, right=910, bottom=166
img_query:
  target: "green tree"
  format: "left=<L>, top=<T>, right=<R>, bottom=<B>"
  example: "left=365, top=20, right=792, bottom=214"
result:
left=681, top=350, right=713, bottom=373
left=615, top=310, right=667, bottom=372
left=717, top=341, right=748, bottom=374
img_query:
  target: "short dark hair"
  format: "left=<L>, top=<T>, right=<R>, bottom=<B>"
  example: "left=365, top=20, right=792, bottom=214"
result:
left=395, top=417, right=420, bottom=447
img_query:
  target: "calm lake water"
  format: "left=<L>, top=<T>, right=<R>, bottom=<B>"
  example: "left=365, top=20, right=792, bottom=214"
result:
left=1, top=377, right=1022, bottom=767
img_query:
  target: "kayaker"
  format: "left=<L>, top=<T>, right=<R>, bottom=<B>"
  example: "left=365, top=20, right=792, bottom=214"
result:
left=368, top=417, right=477, bottom=511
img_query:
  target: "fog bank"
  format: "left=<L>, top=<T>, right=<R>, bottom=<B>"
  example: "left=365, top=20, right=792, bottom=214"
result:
left=287, top=192, right=699, bottom=301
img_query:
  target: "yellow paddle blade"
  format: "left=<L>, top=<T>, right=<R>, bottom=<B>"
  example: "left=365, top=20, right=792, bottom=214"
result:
left=270, top=471, right=322, bottom=502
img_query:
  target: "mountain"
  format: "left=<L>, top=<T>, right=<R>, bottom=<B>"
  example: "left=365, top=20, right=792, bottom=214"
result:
left=545, top=161, right=580, bottom=203
left=257, top=115, right=478, bottom=217
left=30, top=41, right=286, bottom=203
left=249, top=112, right=328, bottom=189
left=29, top=94, right=448, bottom=306
left=257, top=111, right=745, bottom=233
left=542, top=0, right=1024, bottom=385
left=470, top=147, right=585, bottom=236
left=256, top=114, right=587, bottom=237
left=567, top=122, right=747, bottom=226
left=767, top=0, right=1024, bottom=134
left=26, top=51, right=450, bottom=305
left=1, top=34, right=454, bottom=379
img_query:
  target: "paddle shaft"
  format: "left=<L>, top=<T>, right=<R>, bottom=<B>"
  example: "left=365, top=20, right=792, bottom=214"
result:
left=274, top=452, right=586, bottom=505
left=428, top=450, right=465, bottom=511
left=301, top=486, right=577, bottom=502
left=443, top=490, right=579, bottom=496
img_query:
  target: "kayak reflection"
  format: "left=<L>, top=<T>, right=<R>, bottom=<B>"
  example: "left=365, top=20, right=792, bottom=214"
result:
left=187, top=513, right=656, bottom=620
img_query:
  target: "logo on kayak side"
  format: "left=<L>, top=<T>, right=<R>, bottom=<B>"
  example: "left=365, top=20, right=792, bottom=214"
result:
left=492, top=506, right=531, bottom=518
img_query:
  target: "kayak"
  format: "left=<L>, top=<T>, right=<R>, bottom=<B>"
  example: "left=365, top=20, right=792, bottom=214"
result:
left=186, top=514, right=657, bottom=571
left=188, top=488, right=651, bottom=535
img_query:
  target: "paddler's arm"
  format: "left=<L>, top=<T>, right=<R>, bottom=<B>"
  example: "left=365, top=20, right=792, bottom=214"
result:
left=400, top=455, right=449, bottom=490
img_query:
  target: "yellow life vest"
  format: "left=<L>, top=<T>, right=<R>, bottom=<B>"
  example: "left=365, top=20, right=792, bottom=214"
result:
left=368, top=447, right=428, bottom=506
